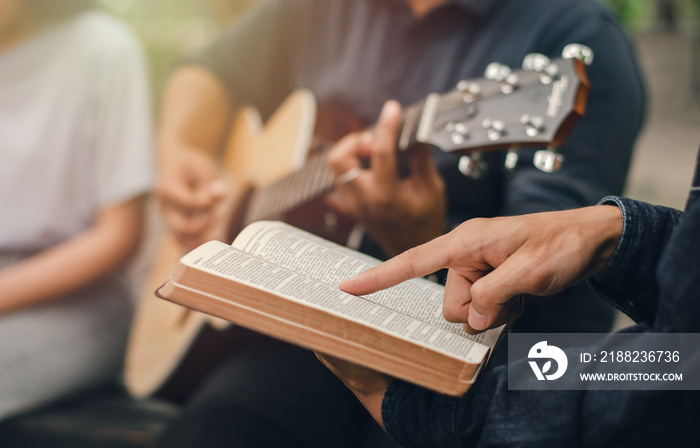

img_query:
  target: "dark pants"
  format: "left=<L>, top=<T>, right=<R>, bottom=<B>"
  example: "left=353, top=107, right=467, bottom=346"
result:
left=153, top=329, right=397, bottom=448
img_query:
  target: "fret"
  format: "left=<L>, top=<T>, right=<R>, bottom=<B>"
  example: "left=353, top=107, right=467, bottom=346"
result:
left=283, top=171, right=304, bottom=214
left=398, top=104, right=419, bottom=151
left=397, top=99, right=428, bottom=151
left=297, top=156, right=320, bottom=208
left=323, top=160, right=335, bottom=188
left=294, top=156, right=316, bottom=209
left=274, top=174, right=294, bottom=218
left=416, top=94, right=438, bottom=144
left=255, top=181, right=274, bottom=220
left=253, top=187, right=270, bottom=221
left=243, top=150, right=334, bottom=225
left=243, top=189, right=262, bottom=226
left=287, top=156, right=321, bottom=212
left=310, top=153, right=334, bottom=200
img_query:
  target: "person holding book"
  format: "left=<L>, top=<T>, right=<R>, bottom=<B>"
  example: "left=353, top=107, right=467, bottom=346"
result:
left=0, top=0, right=153, bottom=420
left=319, top=149, right=700, bottom=447
left=153, top=0, right=645, bottom=446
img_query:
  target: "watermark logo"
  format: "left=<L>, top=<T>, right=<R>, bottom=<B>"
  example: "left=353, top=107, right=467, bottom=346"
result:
left=528, top=341, right=568, bottom=381
left=509, top=333, right=698, bottom=390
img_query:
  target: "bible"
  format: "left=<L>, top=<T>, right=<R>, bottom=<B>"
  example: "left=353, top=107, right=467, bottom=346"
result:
left=156, top=221, right=504, bottom=396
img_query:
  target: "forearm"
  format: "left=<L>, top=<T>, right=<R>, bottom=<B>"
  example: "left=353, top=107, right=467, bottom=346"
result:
left=0, top=196, right=145, bottom=314
left=156, top=66, right=237, bottom=247
left=157, top=65, right=233, bottom=159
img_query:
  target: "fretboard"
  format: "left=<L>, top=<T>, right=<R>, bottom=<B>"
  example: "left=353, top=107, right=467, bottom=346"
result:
left=243, top=151, right=334, bottom=226
left=242, top=100, right=428, bottom=226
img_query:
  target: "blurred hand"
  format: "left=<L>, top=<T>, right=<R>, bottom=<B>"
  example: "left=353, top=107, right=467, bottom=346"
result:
left=340, top=206, right=623, bottom=333
left=156, top=145, right=227, bottom=249
left=327, top=100, right=446, bottom=257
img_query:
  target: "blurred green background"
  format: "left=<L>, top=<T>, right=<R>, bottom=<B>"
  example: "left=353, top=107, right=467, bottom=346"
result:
left=97, top=0, right=700, bottom=102
left=600, top=0, right=700, bottom=31
left=96, top=0, right=256, bottom=101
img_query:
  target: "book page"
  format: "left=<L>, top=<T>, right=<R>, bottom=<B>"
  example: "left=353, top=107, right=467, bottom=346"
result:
left=180, top=240, right=490, bottom=363
left=232, top=221, right=500, bottom=346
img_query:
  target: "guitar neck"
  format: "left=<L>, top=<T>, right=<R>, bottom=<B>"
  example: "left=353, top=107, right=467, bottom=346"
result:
left=243, top=151, right=334, bottom=226
left=242, top=101, right=428, bottom=226
left=241, top=54, right=590, bottom=226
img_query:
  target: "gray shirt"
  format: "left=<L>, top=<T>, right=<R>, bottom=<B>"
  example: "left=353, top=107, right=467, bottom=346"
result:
left=0, top=11, right=154, bottom=251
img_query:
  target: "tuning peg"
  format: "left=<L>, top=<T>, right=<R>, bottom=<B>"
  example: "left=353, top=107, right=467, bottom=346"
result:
left=456, top=80, right=482, bottom=103
left=485, top=63, right=520, bottom=94
left=482, top=118, right=506, bottom=141
left=445, top=121, right=470, bottom=144
left=522, top=53, right=558, bottom=85
left=458, top=153, right=488, bottom=179
left=504, top=148, right=519, bottom=172
left=485, top=62, right=511, bottom=81
left=522, top=53, right=550, bottom=72
left=520, top=114, right=545, bottom=137
left=533, top=147, right=564, bottom=173
left=562, top=44, right=594, bottom=66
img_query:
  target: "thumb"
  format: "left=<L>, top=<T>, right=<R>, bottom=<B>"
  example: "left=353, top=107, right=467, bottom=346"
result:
left=371, top=100, right=402, bottom=178
left=466, top=251, right=534, bottom=331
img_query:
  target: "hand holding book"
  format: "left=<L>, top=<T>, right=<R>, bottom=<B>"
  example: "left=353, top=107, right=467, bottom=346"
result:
left=318, top=205, right=622, bottom=427
left=156, top=221, right=504, bottom=397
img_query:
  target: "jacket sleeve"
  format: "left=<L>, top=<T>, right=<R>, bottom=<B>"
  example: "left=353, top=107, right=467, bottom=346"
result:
left=382, top=197, right=689, bottom=448
left=587, top=197, right=683, bottom=326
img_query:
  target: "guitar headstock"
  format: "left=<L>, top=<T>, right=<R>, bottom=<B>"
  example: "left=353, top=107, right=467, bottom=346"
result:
left=408, top=44, right=592, bottom=173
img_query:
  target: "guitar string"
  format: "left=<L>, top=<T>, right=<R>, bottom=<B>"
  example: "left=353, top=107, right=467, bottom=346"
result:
left=247, top=151, right=333, bottom=224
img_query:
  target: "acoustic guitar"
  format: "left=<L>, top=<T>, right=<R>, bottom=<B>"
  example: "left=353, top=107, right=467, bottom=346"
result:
left=124, top=46, right=592, bottom=400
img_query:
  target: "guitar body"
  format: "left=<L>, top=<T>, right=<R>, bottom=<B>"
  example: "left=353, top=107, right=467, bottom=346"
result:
left=125, top=89, right=356, bottom=400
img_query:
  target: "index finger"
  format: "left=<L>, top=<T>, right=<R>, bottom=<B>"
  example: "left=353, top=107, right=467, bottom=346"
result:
left=339, top=234, right=451, bottom=295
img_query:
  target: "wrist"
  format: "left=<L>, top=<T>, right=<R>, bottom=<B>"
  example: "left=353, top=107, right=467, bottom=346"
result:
left=588, top=204, right=623, bottom=277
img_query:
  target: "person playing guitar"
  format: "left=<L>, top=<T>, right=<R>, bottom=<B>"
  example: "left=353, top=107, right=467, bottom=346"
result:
left=151, top=0, right=645, bottom=446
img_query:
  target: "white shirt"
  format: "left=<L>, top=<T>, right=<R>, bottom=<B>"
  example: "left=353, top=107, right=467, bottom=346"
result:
left=0, top=11, right=154, bottom=251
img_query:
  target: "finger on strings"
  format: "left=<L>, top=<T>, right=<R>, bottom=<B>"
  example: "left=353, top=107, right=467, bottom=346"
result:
left=370, top=100, right=402, bottom=179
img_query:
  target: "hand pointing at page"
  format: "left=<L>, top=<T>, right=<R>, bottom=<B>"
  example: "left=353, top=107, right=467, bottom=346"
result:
left=340, top=206, right=623, bottom=334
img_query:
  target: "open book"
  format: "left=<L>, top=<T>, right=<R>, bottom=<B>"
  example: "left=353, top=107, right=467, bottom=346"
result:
left=156, top=221, right=504, bottom=396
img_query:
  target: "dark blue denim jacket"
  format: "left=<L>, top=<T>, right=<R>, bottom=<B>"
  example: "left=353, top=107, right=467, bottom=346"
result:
left=381, top=150, right=700, bottom=447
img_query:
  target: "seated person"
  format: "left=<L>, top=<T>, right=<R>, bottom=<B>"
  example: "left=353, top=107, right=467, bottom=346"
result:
left=321, top=148, right=700, bottom=447
left=153, top=0, right=644, bottom=446
left=0, top=0, right=153, bottom=420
